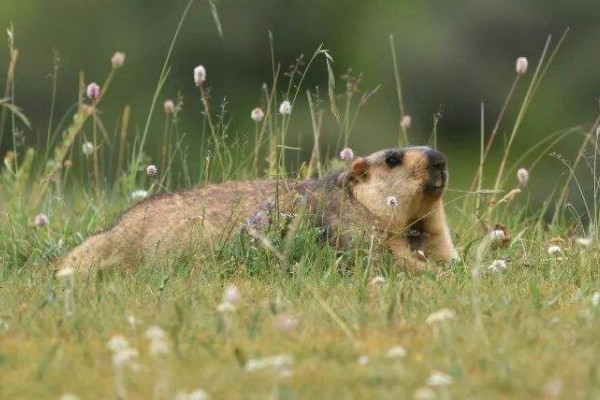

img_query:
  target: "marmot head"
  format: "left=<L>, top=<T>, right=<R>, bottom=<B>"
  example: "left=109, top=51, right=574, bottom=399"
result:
left=347, top=146, right=448, bottom=220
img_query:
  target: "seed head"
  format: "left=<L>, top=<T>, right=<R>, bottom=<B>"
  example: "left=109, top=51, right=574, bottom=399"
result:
left=591, top=292, right=600, bottom=306
left=487, top=259, right=508, bottom=273
left=56, top=267, right=75, bottom=279
left=576, top=237, right=593, bottom=247
left=251, top=107, right=265, bottom=122
left=516, top=57, right=528, bottom=75
left=339, top=147, right=355, bottom=162
left=164, top=99, right=176, bottom=115
left=111, top=52, right=126, bottom=69
left=400, top=115, right=412, bottom=130
left=386, top=196, right=399, bottom=208
left=223, top=285, right=241, bottom=304
left=34, top=213, right=49, bottom=228
left=146, top=164, right=158, bottom=177
left=86, top=82, right=100, bottom=100
left=194, top=65, right=206, bottom=86
left=425, top=308, right=455, bottom=324
left=386, top=345, right=407, bottom=358
left=547, top=245, right=561, bottom=255
left=426, top=370, right=454, bottom=387
left=279, top=100, right=292, bottom=115
left=82, top=141, right=95, bottom=156
left=517, top=168, right=529, bottom=187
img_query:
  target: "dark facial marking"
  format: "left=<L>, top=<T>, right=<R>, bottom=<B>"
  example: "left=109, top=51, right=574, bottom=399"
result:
left=384, top=150, right=404, bottom=168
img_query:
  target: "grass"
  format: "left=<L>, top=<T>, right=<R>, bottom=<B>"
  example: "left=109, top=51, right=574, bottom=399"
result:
left=1, top=8, right=599, bottom=400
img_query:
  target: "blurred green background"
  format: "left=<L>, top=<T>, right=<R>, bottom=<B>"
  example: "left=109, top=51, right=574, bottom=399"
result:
left=0, top=0, right=599, bottom=205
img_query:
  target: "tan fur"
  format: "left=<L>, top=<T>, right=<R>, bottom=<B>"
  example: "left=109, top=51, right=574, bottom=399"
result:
left=60, top=147, right=457, bottom=272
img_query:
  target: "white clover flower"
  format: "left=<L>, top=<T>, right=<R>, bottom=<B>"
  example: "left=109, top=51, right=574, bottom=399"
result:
left=112, top=347, right=139, bottom=368
left=279, top=100, right=292, bottom=115
left=107, top=334, right=130, bottom=353
left=111, top=52, right=126, bottom=69
left=386, top=196, right=399, bottom=208
left=426, top=370, right=454, bottom=387
left=489, top=229, right=506, bottom=241
left=370, top=276, right=385, bottom=286
left=145, top=326, right=166, bottom=341
left=34, top=213, right=49, bottom=228
left=517, top=168, right=529, bottom=187
left=130, top=190, right=148, bottom=201
left=273, top=314, right=297, bottom=333
left=56, top=267, right=75, bottom=279
left=251, top=107, right=265, bottom=122
left=339, top=148, right=355, bottom=162
left=86, top=82, right=100, bottom=100
left=146, top=164, right=158, bottom=177
left=413, top=387, right=437, bottom=400
left=516, top=57, right=528, bottom=75
left=60, top=394, right=80, bottom=400
left=591, top=292, right=600, bottom=306
left=547, top=245, right=562, bottom=256
left=217, top=301, right=235, bottom=313
left=82, top=141, right=95, bottom=156
left=164, top=99, right=176, bottom=115
left=425, top=308, right=455, bottom=324
left=357, top=355, right=369, bottom=365
left=194, top=65, right=206, bottom=86
left=223, top=285, right=241, bottom=304
left=576, top=237, right=593, bottom=247
left=386, top=345, right=407, bottom=358
left=488, top=259, right=508, bottom=273
left=401, top=115, right=412, bottom=129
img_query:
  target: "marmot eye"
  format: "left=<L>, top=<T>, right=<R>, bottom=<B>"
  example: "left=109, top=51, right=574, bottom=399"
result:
left=385, top=154, right=402, bottom=167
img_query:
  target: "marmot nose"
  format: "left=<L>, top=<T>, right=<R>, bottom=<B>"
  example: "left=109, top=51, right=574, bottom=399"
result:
left=425, top=149, right=447, bottom=171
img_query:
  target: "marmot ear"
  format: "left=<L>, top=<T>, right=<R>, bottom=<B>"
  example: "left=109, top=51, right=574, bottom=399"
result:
left=350, top=157, right=369, bottom=180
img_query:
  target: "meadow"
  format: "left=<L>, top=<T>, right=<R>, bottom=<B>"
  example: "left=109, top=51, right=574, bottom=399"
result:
left=2, top=5, right=600, bottom=400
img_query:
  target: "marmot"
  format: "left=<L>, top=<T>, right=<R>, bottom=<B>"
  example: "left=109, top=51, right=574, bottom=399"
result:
left=60, top=146, right=458, bottom=272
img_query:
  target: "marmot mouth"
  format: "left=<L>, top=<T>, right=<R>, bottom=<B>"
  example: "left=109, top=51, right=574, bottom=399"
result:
left=424, top=183, right=445, bottom=197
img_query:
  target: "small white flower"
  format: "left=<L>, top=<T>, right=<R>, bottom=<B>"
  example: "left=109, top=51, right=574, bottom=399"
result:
left=112, top=347, right=139, bottom=368
left=576, top=237, right=592, bottom=247
left=591, top=292, right=600, bottom=306
left=164, top=99, right=176, bottom=115
left=111, top=52, right=126, bottom=69
left=149, top=337, right=169, bottom=356
left=547, top=245, right=562, bottom=256
left=386, top=345, right=407, bottom=358
left=426, top=370, right=454, bottom=387
left=425, top=308, right=455, bottom=324
left=279, top=100, right=292, bottom=115
left=223, top=285, right=241, bottom=304
left=386, top=196, right=399, bottom=208
left=130, top=190, right=148, bottom=201
left=34, top=213, right=49, bottom=228
left=107, top=334, right=130, bottom=353
left=339, top=148, right=355, bottom=162
left=56, top=267, right=75, bottom=279
left=251, top=107, right=265, bottom=122
left=357, top=355, right=369, bottom=365
left=488, top=259, right=508, bottom=273
left=273, top=314, right=297, bottom=333
left=82, top=141, right=95, bottom=156
left=413, top=387, right=437, bottom=400
left=126, top=315, right=137, bottom=328
left=517, top=168, right=529, bottom=187
left=194, top=65, right=206, bottom=86
left=145, top=326, right=166, bottom=341
left=516, top=57, right=528, bottom=75
left=217, top=301, right=235, bottom=313
left=489, top=229, right=506, bottom=241
left=400, top=115, right=412, bottom=129
left=146, top=164, right=158, bottom=177
left=370, top=276, right=385, bottom=286
left=86, top=82, right=100, bottom=100
left=60, top=394, right=80, bottom=400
